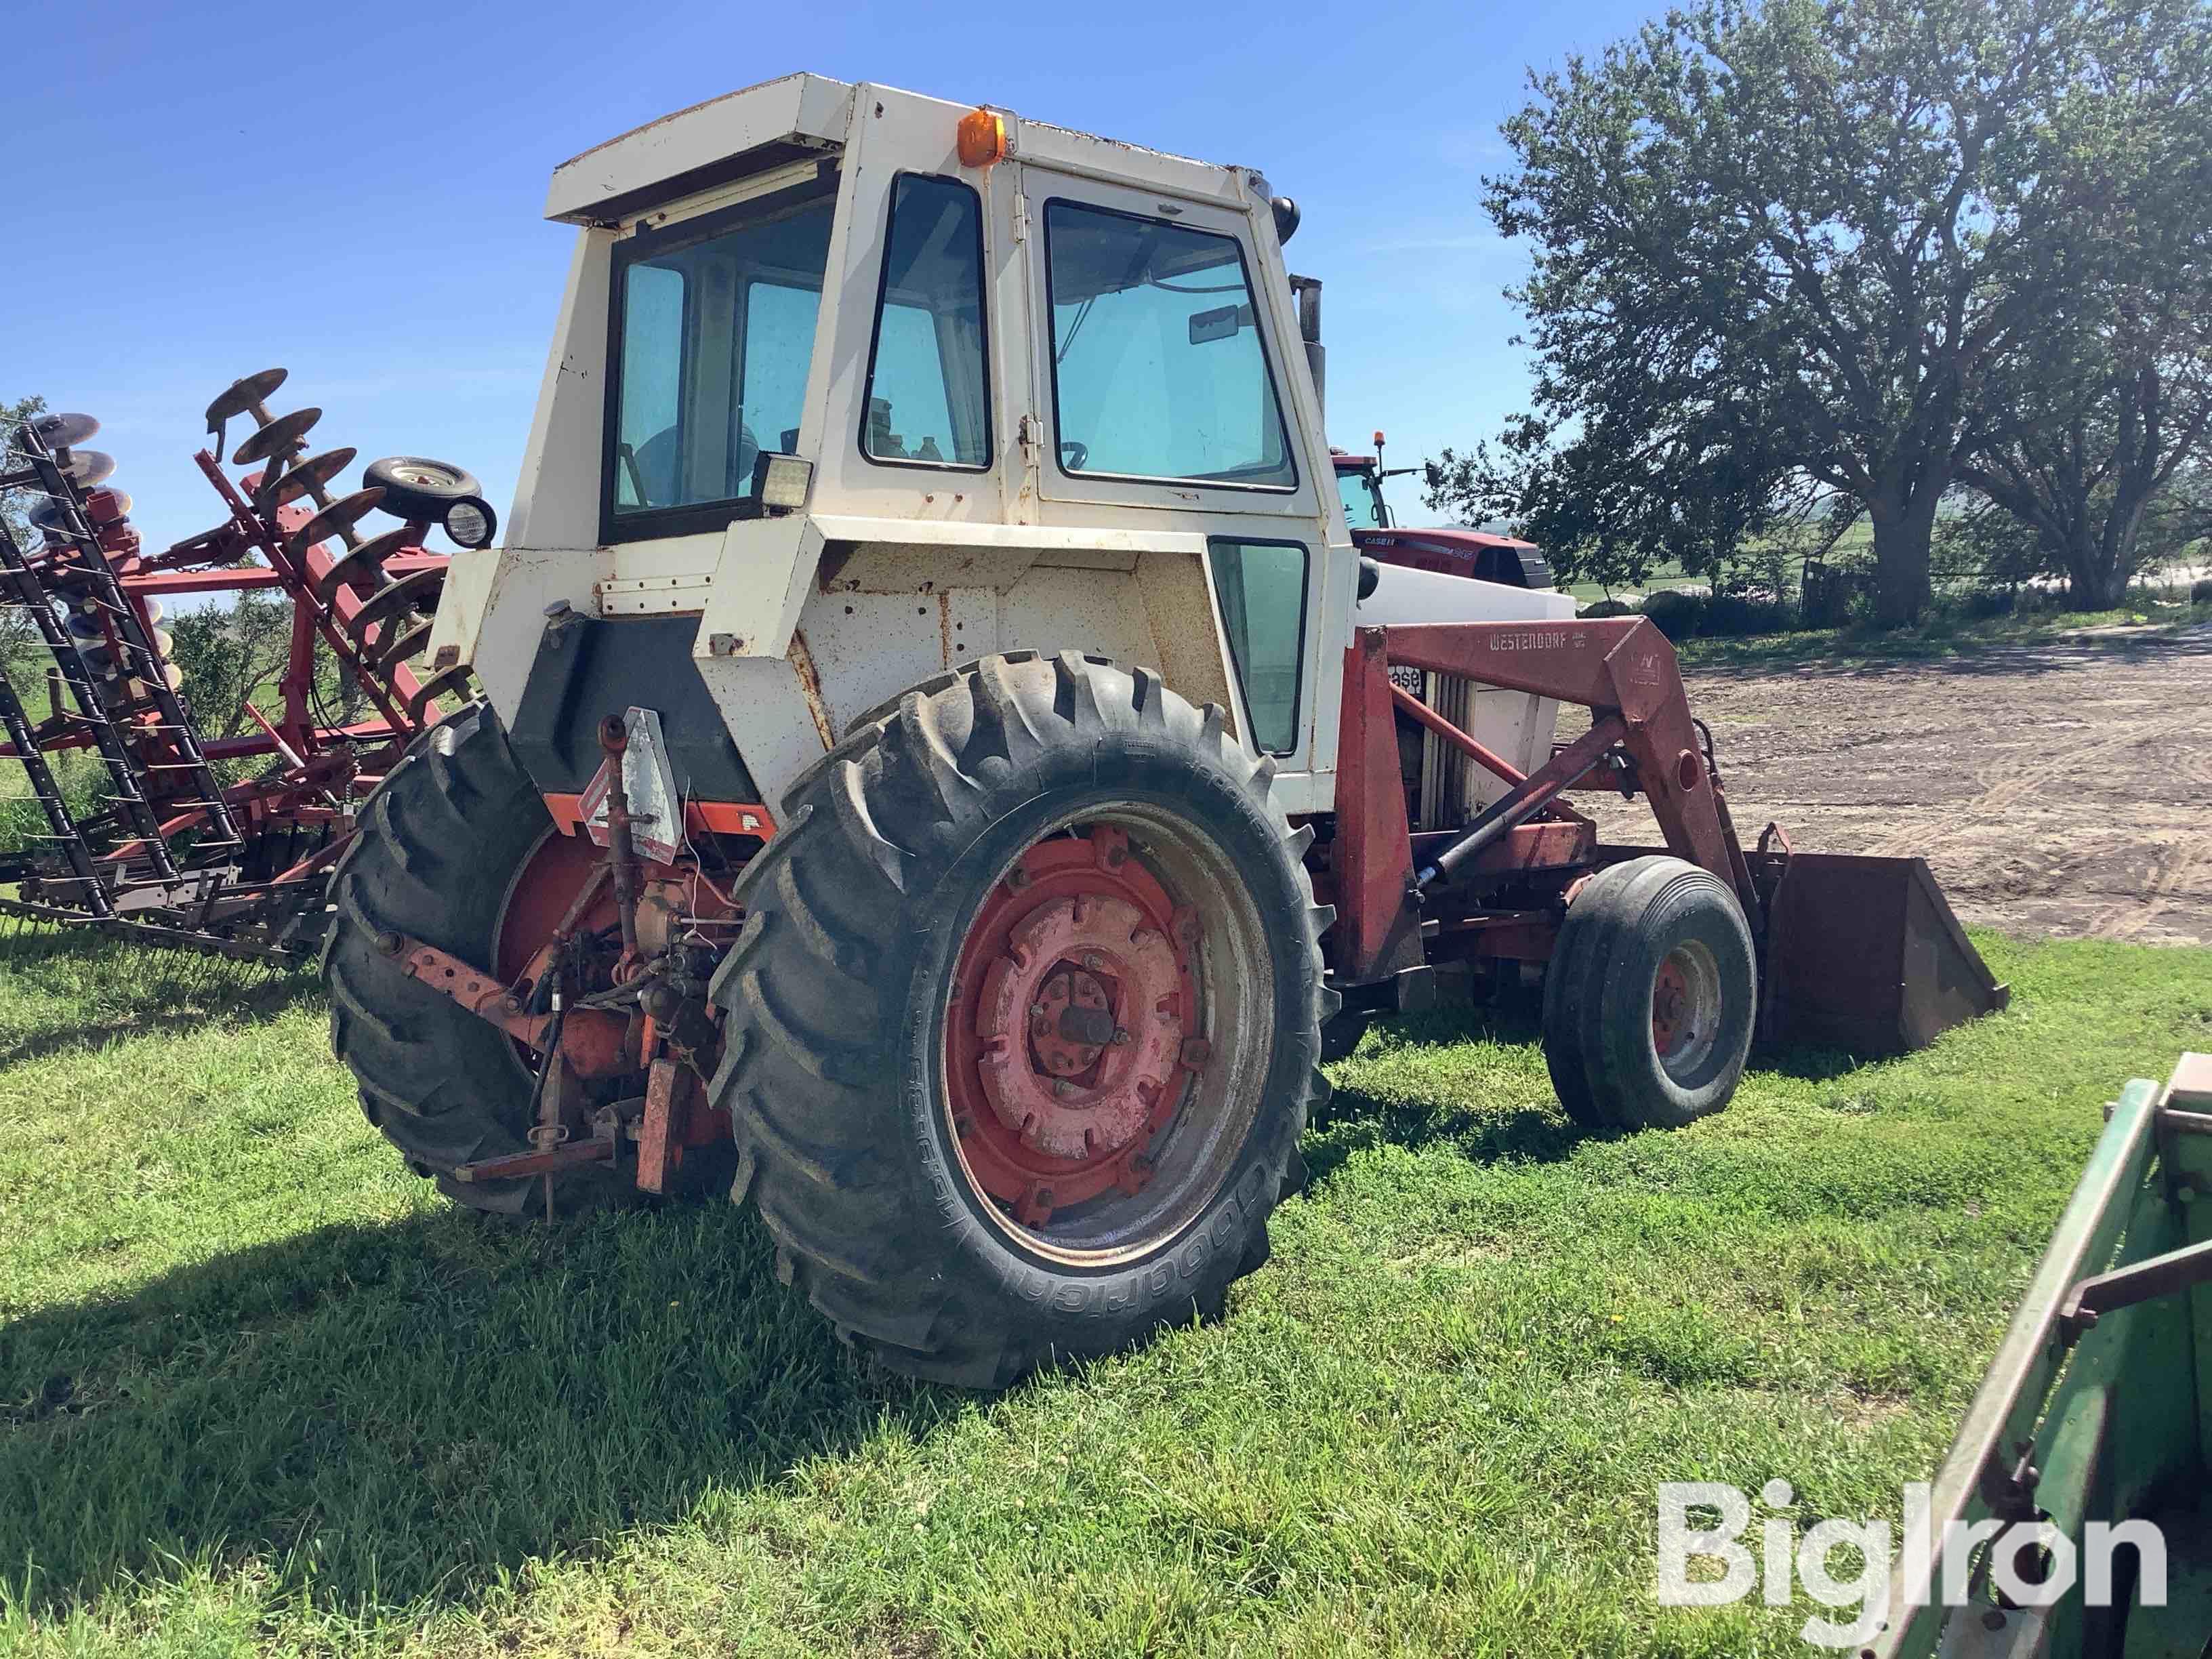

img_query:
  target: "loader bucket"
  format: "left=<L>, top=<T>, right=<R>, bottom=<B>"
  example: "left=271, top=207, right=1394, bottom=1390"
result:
left=1754, top=851, right=2009, bottom=1055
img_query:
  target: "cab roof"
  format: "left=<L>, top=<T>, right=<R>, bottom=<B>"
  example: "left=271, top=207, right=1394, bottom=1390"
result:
left=546, top=73, right=853, bottom=225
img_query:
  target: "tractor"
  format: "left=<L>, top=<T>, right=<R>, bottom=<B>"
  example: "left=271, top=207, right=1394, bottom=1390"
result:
left=1332, top=436, right=1553, bottom=589
left=311, top=75, right=2006, bottom=1387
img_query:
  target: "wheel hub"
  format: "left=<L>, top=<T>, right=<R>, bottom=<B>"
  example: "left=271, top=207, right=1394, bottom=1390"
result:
left=1650, top=940, right=1723, bottom=1080
left=979, top=891, right=1185, bottom=1162
left=947, top=824, right=1204, bottom=1224
left=1652, top=957, right=1691, bottom=1057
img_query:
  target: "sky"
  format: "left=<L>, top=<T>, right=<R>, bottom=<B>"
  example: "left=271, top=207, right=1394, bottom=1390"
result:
left=4, top=0, right=1656, bottom=560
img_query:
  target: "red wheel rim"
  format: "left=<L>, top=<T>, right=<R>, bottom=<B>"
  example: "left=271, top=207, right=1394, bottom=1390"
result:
left=944, top=823, right=1209, bottom=1232
left=495, top=828, right=617, bottom=986
left=489, top=826, right=700, bottom=1076
left=1649, top=940, right=1724, bottom=1082
left=1651, top=956, right=1690, bottom=1057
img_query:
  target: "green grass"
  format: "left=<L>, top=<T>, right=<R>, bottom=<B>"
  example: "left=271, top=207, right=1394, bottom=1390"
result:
left=1, top=930, right=2208, bottom=1656
left=1675, top=596, right=2212, bottom=672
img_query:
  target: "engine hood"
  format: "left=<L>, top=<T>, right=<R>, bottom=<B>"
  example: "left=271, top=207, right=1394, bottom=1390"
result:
left=1353, top=526, right=1553, bottom=590
left=1354, top=558, right=1576, bottom=629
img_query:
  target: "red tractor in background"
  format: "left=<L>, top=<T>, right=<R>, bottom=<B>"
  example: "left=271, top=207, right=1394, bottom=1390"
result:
left=1332, top=431, right=1553, bottom=590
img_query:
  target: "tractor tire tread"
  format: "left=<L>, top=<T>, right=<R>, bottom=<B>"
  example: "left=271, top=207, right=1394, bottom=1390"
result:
left=712, top=652, right=1326, bottom=1386
left=322, top=701, right=628, bottom=1217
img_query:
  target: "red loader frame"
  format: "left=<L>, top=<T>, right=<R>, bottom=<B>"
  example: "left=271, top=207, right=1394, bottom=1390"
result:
left=1326, top=617, right=2008, bottom=1053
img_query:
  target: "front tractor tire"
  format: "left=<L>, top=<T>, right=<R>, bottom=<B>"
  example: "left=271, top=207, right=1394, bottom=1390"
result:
left=1541, top=855, right=1757, bottom=1131
left=714, top=651, right=1332, bottom=1388
left=323, top=703, right=628, bottom=1217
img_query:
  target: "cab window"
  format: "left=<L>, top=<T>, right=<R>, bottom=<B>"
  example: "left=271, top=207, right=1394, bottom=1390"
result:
left=1209, top=539, right=1308, bottom=754
left=1337, top=465, right=1387, bottom=530
left=1044, top=201, right=1295, bottom=489
left=607, top=180, right=836, bottom=539
left=861, top=174, right=991, bottom=469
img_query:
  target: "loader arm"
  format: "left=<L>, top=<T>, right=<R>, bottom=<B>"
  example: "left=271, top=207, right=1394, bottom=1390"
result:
left=1330, top=616, right=1758, bottom=984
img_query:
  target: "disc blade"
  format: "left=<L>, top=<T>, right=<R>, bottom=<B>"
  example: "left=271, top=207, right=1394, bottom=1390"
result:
left=30, top=413, right=99, bottom=448
left=315, top=527, right=410, bottom=602
left=286, top=487, right=385, bottom=556
left=205, top=369, right=288, bottom=429
left=232, top=407, right=321, bottom=467
left=261, top=447, right=356, bottom=510
left=57, top=450, right=115, bottom=486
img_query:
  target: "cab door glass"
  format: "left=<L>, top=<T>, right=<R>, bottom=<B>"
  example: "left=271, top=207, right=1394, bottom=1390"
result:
left=614, top=266, right=687, bottom=509
left=1209, top=539, right=1309, bottom=754
left=1044, top=201, right=1295, bottom=489
left=861, top=173, right=991, bottom=468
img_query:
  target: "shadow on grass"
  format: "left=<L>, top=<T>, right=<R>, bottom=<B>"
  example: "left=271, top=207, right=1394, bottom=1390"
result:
left=0, top=928, right=321, bottom=1067
left=1306, top=996, right=1612, bottom=1183
left=1306, top=994, right=1882, bottom=1184
left=0, top=1200, right=958, bottom=1621
left=1681, top=616, right=2212, bottom=682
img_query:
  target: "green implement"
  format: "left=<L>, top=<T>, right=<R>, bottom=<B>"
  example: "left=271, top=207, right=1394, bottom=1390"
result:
left=1871, top=1054, right=2212, bottom=1658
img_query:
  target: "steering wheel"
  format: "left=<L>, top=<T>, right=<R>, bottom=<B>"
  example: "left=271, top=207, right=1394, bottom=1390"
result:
left=1059, top=440, right=1089, bottom=471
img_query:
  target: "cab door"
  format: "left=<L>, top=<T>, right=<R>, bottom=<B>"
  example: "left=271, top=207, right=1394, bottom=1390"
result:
left=1014, top=167, right=1342, bottom=792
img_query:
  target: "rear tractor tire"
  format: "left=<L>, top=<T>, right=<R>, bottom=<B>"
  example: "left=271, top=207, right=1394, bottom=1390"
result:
left=1541, top=855, right=1756, bottom=1131
left=323, top=703, right=629, bottom=1217
left=713, top=651, right=1333, bottom=1388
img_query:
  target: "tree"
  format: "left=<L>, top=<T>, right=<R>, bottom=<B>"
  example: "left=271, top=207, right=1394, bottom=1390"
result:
left=1421, top=405, right=1803, bottom=594
left=1954, top=0, right=2212, bottom=607
left=167, top=592, right=295, bottom=743
left=1, top=393, right=52, bottom=659
left=1481, top=0, right=2121, bottom=625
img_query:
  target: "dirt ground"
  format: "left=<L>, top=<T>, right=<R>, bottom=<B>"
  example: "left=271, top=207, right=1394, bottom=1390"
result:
left=1574, top=623, right=2212, bottom=946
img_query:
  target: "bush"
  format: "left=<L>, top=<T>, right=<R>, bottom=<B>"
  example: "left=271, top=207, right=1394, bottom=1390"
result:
left=1962, top=587, right=2018, bottom=620
left=1699, top=594, right=1795, bottom=636
left=1578, top=598, right=1636, bottom=619
left=1801, top=560, right=1871, bottom=627
left=1639, top=588, right=1704, bottom=638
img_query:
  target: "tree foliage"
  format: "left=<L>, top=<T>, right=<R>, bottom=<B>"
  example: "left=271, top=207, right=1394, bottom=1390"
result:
left=1469, top=0, right=2197, bottom=622
left=167, top=592, right=298, bottom=744
left=1, top=393, right=52, bottom=659
left=1952, top=0, right=2212, bottom=605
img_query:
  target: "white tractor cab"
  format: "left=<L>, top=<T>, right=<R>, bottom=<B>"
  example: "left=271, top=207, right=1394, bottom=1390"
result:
left=432, top=74, right=1569, bottom=819
left=335, top=76, right=2002, bottom=1387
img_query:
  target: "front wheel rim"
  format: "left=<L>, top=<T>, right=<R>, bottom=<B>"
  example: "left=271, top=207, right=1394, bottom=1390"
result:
left=1651, top=939, right=1725, bottom=1084
left=941, top=807, right=1275, bottom=1266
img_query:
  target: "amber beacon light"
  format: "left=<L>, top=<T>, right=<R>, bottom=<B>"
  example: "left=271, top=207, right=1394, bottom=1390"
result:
left=957, top=106, right=1008, bottom=168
